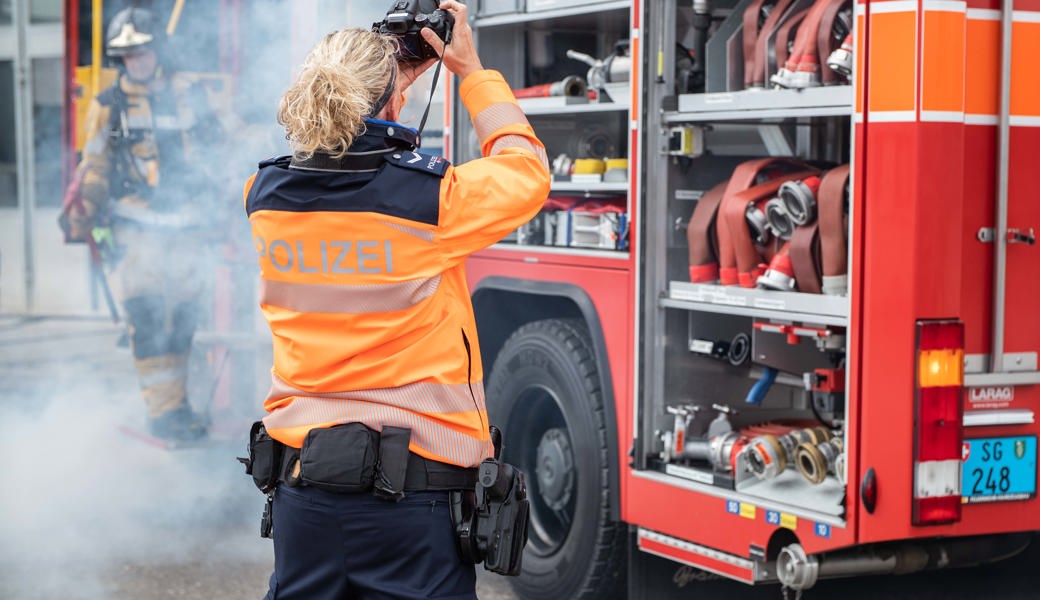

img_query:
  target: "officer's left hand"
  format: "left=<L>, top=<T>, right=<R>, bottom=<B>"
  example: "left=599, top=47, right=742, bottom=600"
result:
left=398, top=57, right=437, bottom=92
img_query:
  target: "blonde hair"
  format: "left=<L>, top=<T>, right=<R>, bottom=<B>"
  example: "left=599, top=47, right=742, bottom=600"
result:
left=278, top=28, right=398, bottom=160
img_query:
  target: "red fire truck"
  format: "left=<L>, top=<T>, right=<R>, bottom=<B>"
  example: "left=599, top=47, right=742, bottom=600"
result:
left=450, top=0, right=1040, bottom=598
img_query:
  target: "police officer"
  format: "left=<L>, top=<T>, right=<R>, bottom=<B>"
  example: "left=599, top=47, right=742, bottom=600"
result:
left=70, top=7, right=226, bottom=442
left=242, top=1, right=549, bottom=598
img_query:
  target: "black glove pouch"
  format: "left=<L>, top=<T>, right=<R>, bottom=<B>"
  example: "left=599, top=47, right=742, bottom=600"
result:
left=299, top=422, right=379, bottom=493
left=244, top=421, right=281, bottom=494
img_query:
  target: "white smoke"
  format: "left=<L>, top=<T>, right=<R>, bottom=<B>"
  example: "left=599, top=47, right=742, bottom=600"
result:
left=0, top=3, right=461, bottom=599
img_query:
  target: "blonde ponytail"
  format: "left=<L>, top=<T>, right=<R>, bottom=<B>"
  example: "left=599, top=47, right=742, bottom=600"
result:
left=278, top=28, right=398, bottom=160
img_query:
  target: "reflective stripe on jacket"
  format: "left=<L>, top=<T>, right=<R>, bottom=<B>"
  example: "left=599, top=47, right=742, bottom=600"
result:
left=243, top=70, right=549, bottom=467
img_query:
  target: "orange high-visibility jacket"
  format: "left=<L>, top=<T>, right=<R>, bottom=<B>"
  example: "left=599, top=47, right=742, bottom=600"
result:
left=243, top=70, right=550, bottom=467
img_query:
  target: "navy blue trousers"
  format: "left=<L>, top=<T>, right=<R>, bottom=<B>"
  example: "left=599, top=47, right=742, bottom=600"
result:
left=264, top=484, right=477, bottom=600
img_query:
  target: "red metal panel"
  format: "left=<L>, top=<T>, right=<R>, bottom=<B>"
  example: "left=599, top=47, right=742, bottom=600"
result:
left=857, top=0, right=1040, bottom=542
left=1004, top=126, right=1040, bottom=355
left=638, top=535, right=756, bottom=583
left=1004, top=10, right=1040, bottom=355
left=465, top=252, right=635, bottom=511
left=857, top=120, right=923, bottom=542
left=626, top=475, right=856, bottom=557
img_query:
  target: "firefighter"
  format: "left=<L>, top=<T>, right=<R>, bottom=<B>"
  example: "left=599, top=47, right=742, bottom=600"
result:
left=242, top=2, right=549, bottom=597
left=68, top=7, right=226, bottom=442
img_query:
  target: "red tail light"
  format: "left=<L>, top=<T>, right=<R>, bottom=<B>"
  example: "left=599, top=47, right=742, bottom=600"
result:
left=912, top=320, right=964, bottom=525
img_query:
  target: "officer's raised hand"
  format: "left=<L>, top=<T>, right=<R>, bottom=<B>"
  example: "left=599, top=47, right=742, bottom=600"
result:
left=420, top=1, right=483, bottom=80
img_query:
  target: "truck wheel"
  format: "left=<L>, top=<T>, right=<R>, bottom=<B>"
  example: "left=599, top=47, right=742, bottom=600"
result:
left=486, top=318, right=626, bottom=600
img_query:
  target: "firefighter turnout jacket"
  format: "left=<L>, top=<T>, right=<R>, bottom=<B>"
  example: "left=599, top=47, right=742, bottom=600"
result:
left=79, top=72, right=227, bottom=225
left=244, top=70, right=550, bottom=467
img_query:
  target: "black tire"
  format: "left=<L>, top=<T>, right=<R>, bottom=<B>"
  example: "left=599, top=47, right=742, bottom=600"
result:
left=485, top=318, right=627, bottom=600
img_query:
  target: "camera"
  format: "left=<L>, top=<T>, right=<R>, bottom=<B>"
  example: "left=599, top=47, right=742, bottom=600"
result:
left=374, top=0, right=454, bottom=63
left=450, top=457, right=530, bottom=576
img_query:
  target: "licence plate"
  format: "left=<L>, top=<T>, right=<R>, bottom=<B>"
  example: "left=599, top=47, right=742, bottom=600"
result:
left=962, top=436, right=1037, bottom=504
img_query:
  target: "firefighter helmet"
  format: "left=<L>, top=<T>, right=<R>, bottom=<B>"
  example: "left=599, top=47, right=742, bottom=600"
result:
left=106, top=8, right=158, bottom=57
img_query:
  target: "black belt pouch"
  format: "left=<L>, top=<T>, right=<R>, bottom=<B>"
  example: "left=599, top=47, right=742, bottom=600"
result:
left=247, top=421, right=281, bottom=494
left=299, top=423, right=379, bottom=493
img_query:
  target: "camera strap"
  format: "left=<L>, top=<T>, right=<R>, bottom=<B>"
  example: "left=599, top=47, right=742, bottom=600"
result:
left=415, top=55, right=444, bottom=143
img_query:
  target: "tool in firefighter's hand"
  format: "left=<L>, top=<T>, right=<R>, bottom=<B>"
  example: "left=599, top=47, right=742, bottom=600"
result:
left=566, top=40, right=631, bottom=102
left=91, top=226, right=119, bottom=264
left=374, top=0, right=454, bottom=63
left=58, top=170, right=121, bottom=324
left=450, top=426, right=530, bottom=576
left=512, top=75, right=588, bottom=99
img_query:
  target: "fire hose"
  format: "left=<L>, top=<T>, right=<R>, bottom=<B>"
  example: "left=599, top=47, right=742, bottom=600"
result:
left=816, top=0, right=852, bottom=85
left=827, top=34, right=853, bottom=77
left=716, top=158, right=814, bottom=286
left=790, top=222, right=823, bottom=293
left=687, top=181, right=727, bottom=283
left=774, top=8, right=809, bottom=81
left=688, top=161, right=848, bottom=294
left=818, top=164, right=850, bottom=295
left=769, top=0, right=851, bottom=88
left=742, top=0, right=797, bottom=89
left=721, top=167, right=819, bottom=287
left=512, top=75, right=588, bottom=99
left=688, top=158, right=812, bottom=285
left=762, top=165, right=849, bottom=294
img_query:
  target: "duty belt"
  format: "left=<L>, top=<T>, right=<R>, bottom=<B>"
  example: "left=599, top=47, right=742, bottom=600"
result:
left=277, top=444, right=478, bottom=492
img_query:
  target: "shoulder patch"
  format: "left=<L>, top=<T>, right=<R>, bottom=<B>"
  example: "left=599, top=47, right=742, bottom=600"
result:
left=258, top=155, right=291, bottom=170
left=384, top=150, right=450, bottom=178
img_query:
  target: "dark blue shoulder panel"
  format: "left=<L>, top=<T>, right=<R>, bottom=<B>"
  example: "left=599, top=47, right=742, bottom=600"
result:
left=245, top=158, right=442, bottom=226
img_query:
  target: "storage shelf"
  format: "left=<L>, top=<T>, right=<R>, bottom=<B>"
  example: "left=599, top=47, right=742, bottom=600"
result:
left=663, top=281, right=848, bottom=326
left=551, top=180, right=629, bottom=193
left=519, top=96, right=630, bottom=115
left=490, top=243, right=630, bottom=260
left=635, top=468, right=846, bottom=526
left=665, top=86, right=853, bottom=123
left=477, top=0, right=630, bottom=27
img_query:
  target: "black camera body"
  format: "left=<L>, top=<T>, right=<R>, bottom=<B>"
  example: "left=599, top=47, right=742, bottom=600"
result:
left=374, top=0, right=454, bottom=63
left=451, top=457, right=530, bottom=576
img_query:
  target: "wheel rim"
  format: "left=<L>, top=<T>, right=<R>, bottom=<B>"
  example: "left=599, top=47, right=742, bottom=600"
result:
left=506, top=383, right=576, bottom=557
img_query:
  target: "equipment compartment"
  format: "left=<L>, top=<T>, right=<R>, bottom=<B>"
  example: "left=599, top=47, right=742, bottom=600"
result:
left=639, top=0, right=855, bottom=520
left=458, top=2, right=635, bottom=254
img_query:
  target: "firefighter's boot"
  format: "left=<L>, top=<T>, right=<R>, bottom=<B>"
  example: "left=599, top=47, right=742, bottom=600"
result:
left=137, top=352, right=207, bottom=442
left=149, top=404, right=208, bottom=442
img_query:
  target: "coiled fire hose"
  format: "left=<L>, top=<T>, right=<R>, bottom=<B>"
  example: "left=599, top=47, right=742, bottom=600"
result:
left=721, top=167, right=818, bottom=287
left=743, top=0, right=797, bottom=88
left=818, top=164, right=850, bottom=295
left=687, top=181, right=727, bottom=283
left=770, top=0, right=851, bottom=88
